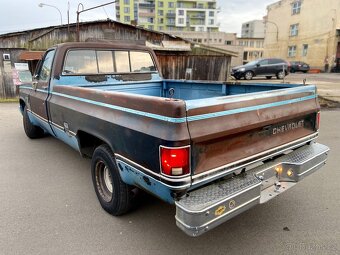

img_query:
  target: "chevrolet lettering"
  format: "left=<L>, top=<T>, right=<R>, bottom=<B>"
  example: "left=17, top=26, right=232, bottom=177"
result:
left=273, top=120, right=305, bottom=135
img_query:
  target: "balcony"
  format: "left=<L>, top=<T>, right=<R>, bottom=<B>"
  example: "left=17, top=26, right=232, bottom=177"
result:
left=139, top=3, right=155, bottom=8
left=166, top=13, right=176, bottom=18
left=139, top=12, right=155, bottom=18
left=190, top=14, right=205, bottom=19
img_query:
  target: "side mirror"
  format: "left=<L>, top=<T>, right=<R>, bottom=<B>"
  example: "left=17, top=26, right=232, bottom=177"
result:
left=256, top=63, right=260, bottom=67
left=32, top=74, right=39, bottom=90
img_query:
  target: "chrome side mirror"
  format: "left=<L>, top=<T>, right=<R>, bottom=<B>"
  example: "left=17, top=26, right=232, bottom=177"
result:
left=32, top=74, right=39, bottom=90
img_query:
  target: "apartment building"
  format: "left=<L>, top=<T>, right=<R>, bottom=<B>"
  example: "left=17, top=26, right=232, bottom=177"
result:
left=115, top=0, right=219, bottom=32
left=237, top=37, right=265, bottom=64
left=241, top=20, right=265, bottom=38
left=263, top=0, right=340, bottom=70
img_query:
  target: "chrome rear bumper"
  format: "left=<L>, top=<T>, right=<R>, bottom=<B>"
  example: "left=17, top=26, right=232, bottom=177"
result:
left=175, top=142, right=329, bottom=237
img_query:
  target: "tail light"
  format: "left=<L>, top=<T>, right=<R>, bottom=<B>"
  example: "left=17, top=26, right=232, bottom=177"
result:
left=316, top=112, right=320, bottom=130
left=160, top=146, right=190, bottom=176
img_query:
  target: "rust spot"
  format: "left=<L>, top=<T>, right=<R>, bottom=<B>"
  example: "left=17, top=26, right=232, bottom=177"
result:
left=143, top=176, right=151, bottom=186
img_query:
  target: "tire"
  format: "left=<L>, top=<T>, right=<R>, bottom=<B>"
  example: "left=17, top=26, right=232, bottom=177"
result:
left=303, top=70, right=308, bottom=73
left=91, top=144, right=136, bottom=216
left=244, top=71, right=253, bottom=80
left=23, top=106, right=44, bottom=139
left=266, top=76, right=272, bottom=79
left=276, top=70, right=285, bottom=79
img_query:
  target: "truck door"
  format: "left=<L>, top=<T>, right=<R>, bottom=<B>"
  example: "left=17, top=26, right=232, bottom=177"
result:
left=29, top=49, right=55, bottom=134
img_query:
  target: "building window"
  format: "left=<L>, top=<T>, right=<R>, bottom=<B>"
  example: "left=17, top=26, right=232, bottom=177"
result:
left=302, top=44, right=308, bottom=56
left=177, top=2, right=184, bottom=8
left=124, top=0, right=129, bottom=4
left=198, top=3, right=203, bottom=8
left=124, top=7, right=130, bottom=13
left=292, top=1, right=302, bottom=15
left=178, top=18, right=184, bottom=24
left=209, top=19, right=214, bottom=25
left=158, top=1, right=163, bottom=7
left=168, top=2, right=174, bottom=8
left=124, top=16, right=130, bottom=22
left=147, top=17, right=154, bottom=23
left=249, top=41, right=254, bottom=47
left=158, top=10, right=164, bottom=16
left=148, top=25, right=153, bottom=30
left=256, top=41, right=263, bottom=48
left=209, top=11, right=214, bottom=17
left=167, top=18, right=175, bottom=24
left=178, top=10, right=184, bottom=16
left=290, top=24, right=299, bottom=36
left=288, top=46, right=297, bottom=57
left=158, top=26, right=163, bottom=31
left=198, top=27, right=204, bottom=32
left=158, top=18, right=164, bottom=23
left=225, top=40, right=232, bottom=45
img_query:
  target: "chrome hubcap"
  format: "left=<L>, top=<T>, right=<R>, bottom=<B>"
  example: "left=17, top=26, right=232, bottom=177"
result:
left=95, top=161, right=113, bottom=202
left=103, top=166, right=113, bottom=193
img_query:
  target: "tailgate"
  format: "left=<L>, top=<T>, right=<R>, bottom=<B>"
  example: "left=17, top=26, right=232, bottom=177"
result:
left=186, top=85, right=319, bottom=180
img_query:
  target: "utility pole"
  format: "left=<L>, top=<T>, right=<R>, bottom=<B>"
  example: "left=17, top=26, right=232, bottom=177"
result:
left=76, top=1, right=117, bottom=42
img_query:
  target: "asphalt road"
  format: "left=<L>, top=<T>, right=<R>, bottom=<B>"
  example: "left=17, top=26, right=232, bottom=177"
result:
left=0, top=103, right=339, bottom=255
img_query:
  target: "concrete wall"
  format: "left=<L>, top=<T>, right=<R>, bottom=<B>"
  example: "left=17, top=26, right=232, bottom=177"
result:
left=264, top=0, right=340, bottom=70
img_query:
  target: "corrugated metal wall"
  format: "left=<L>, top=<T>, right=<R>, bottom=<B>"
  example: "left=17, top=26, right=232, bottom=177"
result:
left=156, top=53, right=230, bottom=81
left=0, top=21, right=233, bottom=98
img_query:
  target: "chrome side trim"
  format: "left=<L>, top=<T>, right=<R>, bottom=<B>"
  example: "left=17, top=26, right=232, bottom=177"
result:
left=27, top=109, right=49, bottom=123
left=114, top=153, right=191, bottom=187
left=27, top=109, right=77, bottom=137
left=192, top=133, right=318, bottom=186
left=49, top=121, right=77, bottom=136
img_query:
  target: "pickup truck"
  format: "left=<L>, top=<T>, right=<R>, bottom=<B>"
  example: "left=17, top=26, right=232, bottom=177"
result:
left=19, top=42, right=329, bottom=237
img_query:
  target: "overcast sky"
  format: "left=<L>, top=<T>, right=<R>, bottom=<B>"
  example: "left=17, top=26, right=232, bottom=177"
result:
left=0, top=0, right=275, bottom=35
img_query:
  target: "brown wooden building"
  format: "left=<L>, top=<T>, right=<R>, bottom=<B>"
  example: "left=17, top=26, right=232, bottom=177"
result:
left=0, top=19, right=237, bottom=98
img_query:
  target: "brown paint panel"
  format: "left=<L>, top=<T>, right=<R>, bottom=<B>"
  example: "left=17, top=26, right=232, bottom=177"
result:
left=189, top=99, right=319, bottom=174
left=53, top=85, right=186, bottom=118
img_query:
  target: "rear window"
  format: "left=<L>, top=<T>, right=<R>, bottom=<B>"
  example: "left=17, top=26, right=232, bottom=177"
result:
left=63, top=49, right=156, bottom=75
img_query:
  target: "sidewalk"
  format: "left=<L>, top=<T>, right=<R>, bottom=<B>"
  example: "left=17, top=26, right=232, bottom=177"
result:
left=241, top=73, right=340, bottom=107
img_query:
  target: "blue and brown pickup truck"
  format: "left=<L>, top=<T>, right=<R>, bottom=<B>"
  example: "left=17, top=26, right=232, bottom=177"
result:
left=19, top=42, right=329, bottom=236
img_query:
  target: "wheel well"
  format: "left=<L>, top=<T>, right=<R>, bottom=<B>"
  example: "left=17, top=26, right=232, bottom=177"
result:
left=19, top=99, right=25, bottom=113
left=77, top=131, right=107, bottom=158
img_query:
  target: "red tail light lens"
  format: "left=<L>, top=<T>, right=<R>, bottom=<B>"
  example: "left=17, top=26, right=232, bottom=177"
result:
left=316, top=112, right=320, bottom=130
left=160, top=146, right=190, bottom=176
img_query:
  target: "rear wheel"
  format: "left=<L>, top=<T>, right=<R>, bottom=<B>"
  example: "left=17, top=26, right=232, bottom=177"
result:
left=266, top=76, right=272, bottom=79
left=23, top=106, right=44, bottom=139
left=276, top=70, right=285, bottom=79
left=91, top=144, right=136, bottom=215
left=244, top=71, right=253, bottom=80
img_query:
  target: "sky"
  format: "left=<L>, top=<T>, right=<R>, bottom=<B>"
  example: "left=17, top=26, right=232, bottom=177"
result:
left=0, top=0, right=276, bottom=35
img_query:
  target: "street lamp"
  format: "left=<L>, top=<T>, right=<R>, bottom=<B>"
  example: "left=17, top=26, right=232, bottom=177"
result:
left=76, top=1, right=117, bottom=42
left=264, top=20, right=278, bottom=41
left=39, top=3, right=63, bottom=25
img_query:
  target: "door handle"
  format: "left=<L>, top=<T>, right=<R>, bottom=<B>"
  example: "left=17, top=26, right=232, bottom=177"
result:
left=32, top=81, right=38, bottom=90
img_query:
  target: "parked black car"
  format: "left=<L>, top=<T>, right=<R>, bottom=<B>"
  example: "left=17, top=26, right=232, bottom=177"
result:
left=290, top=61, right=310, bottom=73
left=231, top=58, right=290, bottom=80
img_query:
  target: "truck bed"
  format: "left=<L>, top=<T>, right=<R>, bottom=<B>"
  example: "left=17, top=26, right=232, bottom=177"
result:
left=50, top=76, right=318, bottom=191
